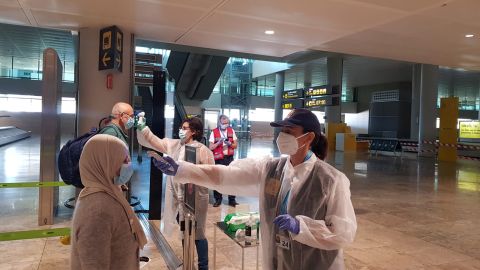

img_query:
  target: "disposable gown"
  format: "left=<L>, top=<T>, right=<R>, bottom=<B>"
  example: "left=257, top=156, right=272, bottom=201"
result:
left=173, top=154, right=357, bottom=270
left=137, top=127, right=214, bottom=239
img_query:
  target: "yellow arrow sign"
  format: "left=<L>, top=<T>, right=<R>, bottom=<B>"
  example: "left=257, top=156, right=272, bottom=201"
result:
left=102, top=52, right=111, bottom=66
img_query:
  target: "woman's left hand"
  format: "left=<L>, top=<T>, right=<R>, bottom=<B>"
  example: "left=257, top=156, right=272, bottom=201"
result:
left=273, top=214, right=300, bottom=234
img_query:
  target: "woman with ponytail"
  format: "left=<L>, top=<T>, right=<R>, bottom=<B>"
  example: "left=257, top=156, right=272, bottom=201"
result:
left=148, top=109, right=356, bottom=270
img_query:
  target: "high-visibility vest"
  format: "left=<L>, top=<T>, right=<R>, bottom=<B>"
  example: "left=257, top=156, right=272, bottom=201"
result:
left=212, top=127, right=234, bottom=160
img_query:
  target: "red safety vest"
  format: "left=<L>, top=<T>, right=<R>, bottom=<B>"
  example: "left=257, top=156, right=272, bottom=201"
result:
left=212, top=127, right=234, bottom=160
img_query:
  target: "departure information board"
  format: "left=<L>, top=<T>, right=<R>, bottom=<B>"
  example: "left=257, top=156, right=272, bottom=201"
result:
left=282, top=99, right=304, bottom=109
left=281, top=85, right=339, bottom=109
left=304, top=96, right=339, bottom=108
left=282, top=89, right=304, bottom=99
left=304, top=85, right=339, bottom=97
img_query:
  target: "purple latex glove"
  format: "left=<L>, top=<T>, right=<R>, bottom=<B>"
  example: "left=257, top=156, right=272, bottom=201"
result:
left=152, top=156, right=179, bottom=176
left=273, top=214, right=300, bottom=234
left=225, top=140, right=232, bottom=147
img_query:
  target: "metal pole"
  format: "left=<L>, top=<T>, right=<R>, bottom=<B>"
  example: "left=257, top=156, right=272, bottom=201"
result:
left=39, top=48, right=62, bottom=225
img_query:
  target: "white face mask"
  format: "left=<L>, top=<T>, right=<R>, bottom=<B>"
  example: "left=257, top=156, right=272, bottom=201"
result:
left=114, top=162, right=134, bottom=185
left=179, top=129, right=187, bottom=140
left=275, top=132, right=308, bottom=155
left=220, top=124, right=228, bottom=130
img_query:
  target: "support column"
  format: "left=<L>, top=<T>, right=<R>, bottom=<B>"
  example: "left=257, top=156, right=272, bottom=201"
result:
left=325, top=57, right=342, bottom=124
left=38, top=48, right=62, bottom=225
left=78, top=27, right=132, bottom=134
left=273, top=71, right=285, bottom=141
left=418, top=64, right=439, bottom=157
left=478, top=85, right=480, bottom=120
left=410, top=64, right=421, bottom=140
left=304, top=64, right=312, bottom=89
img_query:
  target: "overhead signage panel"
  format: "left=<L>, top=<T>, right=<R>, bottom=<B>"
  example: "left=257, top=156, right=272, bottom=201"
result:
left=282, top=99, right=304, bottom=109
left=282, top=89, right=304, bottom=99
left=99, top=25, right=123, bottom=72
left=304, top=85, right=339, bottom=97
left=304, top=96, right=339, bottom=108
left=459, top=121, right=480, bottom=139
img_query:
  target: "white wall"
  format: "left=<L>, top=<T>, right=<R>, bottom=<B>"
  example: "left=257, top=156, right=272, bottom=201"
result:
left=252, top=60, right=290, bottom=78
left=77, top=27, right=132, bottom=134
left=344, top=110, right=369, bottom=134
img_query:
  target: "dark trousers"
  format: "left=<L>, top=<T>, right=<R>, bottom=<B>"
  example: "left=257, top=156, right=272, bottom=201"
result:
left=195, top=239, right=208, bottom=270
left=213, top=155, right=235, bottom=202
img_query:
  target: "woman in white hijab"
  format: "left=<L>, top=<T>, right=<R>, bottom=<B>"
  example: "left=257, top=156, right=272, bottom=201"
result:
left=71, top=134, right=147, bottom=270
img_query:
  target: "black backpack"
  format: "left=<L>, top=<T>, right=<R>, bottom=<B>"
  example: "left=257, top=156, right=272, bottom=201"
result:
left=58, top=118, right=109, bottom=188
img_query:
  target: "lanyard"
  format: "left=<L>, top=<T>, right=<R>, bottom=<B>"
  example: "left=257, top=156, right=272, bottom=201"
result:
left=279, top=151, right=313, bottom=215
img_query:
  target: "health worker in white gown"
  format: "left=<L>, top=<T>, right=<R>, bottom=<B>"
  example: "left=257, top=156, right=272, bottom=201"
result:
left=153, top=109, right=357, bottom=270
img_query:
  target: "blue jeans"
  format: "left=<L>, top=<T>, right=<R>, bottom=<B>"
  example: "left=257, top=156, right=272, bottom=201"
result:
left=195, top=239, right=209, bottom=270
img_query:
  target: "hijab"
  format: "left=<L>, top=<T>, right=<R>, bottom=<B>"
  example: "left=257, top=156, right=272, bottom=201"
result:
left=78, top=134, right=147, bottom=249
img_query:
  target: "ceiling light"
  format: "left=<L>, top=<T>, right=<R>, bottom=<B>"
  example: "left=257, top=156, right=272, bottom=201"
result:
left=465, top=34, right=474, bottom=38
left=265, top=30, right=275, bottom=35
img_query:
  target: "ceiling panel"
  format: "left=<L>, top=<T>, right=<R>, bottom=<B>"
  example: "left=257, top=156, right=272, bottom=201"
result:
left=137, top=0, right=224, bottom=9
left=31, top=10, right=105, bottom=29
left=23, top=0, right=207, bottom=29
left=194, top=12, right=341, bottom=47
left=179, top=30, right=304, bottom=57
left=32, top=9, right=185, bottom=44
left=0, top=0, right=20, bottom=7
left=0, top=6, right=29, bottom=26
left=132, top=23, right=187, bottom=43
left=371, top=14, right=480, bottom=48
left=218, top=0, right=405, bottom=32
left=418, top=0, right=480, bottom=27
left=315, top=29, right=480, bottom=69
left=345, top=0, right=449, bottom=12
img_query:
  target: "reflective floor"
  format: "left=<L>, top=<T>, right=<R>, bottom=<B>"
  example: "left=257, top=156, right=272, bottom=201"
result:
left=1, top=136, right=480, bottom=269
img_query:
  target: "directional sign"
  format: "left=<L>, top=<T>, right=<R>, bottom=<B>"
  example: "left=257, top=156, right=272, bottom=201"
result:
left=99, top=26, right=123, bottom=72
left=304, top=96, right=340, bottom=108
left=282, top=99, right=304, bottom=109
left=304, top=85, right=339, bottom=97
left=282, top=89, right=304, bottom=99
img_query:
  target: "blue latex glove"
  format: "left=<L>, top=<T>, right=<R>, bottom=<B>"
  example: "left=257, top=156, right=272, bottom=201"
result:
left=273, top=214, right=300, bottom=234
left=152, top=156, right=179, bottom=176
left=225, top=140, right=232, bottom=147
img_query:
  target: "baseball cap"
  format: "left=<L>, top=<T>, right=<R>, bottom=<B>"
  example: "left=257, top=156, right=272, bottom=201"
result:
left=270, top=108, right=321, bottom=132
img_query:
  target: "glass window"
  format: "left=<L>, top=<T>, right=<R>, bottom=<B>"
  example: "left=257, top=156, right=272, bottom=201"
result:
left=0, top=94, right=76, bottom=114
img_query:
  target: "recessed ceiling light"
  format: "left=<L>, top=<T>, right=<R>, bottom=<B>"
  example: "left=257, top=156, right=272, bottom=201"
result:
left=265, top=30, right=275, bottom=35
left=465, top=34, right=474, bottom=38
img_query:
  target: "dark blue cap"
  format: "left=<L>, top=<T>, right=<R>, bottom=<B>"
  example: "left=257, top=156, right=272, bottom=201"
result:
left=270, top=109, right=321, bottom=132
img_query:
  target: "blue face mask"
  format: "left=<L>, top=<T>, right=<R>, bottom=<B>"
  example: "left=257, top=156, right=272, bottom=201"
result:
left=114, top=162, right=134, bottom=185
left=125, top=117, right=135, bottom=130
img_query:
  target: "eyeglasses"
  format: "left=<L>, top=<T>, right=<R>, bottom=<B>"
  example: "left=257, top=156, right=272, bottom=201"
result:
left=180, top=126, right=190, bottom=131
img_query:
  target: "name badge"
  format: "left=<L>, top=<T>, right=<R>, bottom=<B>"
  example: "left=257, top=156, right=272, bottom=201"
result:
left=265, top=178, right=281, bottom=196
left=275, top=234, right=291, bottom=250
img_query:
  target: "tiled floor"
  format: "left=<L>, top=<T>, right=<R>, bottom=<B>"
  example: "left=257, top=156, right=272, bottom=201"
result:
left=1, top=136, right=480, bottom=269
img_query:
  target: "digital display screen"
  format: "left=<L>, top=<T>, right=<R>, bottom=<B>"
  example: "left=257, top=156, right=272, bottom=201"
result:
left=459, top=121, right=480, bottom=139
left=304, top=85, right=339, bottom=97
left=184, top=145, right=198, bottom=214
left=304, top=97, right=339, bottom=108
left=305, top=87, right=328, bottom=97
left=282, top=99, right=303, bottom=109
left=282, top=89, right=303, bottom=99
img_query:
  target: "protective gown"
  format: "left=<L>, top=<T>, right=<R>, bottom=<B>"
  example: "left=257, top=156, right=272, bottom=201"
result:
left=173, top=153, right=357, bottom=270
left=137, top=127, right=214, bottom=239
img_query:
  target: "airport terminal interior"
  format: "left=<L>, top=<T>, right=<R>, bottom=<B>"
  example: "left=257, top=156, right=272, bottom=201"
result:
left=1, top=0, right=480, bottom=269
